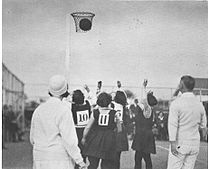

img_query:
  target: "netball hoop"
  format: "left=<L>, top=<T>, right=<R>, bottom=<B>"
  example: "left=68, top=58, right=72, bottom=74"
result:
left=71, top=12, right=95, bottom=32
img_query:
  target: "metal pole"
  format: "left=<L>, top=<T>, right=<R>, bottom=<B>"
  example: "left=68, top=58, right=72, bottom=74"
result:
left=65, top=14, right=71, bottom=84
left=22, top=85, right=25, bottom=131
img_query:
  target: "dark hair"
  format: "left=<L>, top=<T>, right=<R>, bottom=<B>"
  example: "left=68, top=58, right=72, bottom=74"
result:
left=181, top=75, right=195, bottom=91
left=134, top=99, right=138, bottom=104
left=61, top=91, right=70, bottom=98
left=97, top=92, right=112, bottom=107
left=72, top=90, right=85, bottom=104
left=147, top=92, right=158, bottom=106
left=114, top=91, right=127, bottom=106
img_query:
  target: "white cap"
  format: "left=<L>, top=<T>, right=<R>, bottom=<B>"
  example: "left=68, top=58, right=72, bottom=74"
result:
left=49, top=75, right=68, bottom=97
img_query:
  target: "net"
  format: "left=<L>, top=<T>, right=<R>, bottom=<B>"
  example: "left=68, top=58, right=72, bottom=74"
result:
left=71, top=12, right=95, bottom=32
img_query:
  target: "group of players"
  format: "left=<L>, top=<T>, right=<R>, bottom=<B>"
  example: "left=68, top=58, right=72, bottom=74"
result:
left=30, top=75, right=207, bottom=169
left=68, top=80, right=157, bottom=169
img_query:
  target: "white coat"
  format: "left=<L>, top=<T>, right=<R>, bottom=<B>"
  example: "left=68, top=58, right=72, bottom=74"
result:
left=30, top=97, right=83, bottom=169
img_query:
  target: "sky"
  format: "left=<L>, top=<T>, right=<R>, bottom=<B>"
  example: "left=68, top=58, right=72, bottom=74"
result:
left=2, top=0, right=208, bottom=98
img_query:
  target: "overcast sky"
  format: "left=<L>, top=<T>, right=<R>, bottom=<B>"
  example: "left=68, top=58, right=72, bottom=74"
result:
left=2, top=0, right=208, bottom=98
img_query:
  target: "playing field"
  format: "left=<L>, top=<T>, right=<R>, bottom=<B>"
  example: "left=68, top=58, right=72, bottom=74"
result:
left=3, top=134, right=208, bottom=169
left=121, top=141, right=208, bottom=169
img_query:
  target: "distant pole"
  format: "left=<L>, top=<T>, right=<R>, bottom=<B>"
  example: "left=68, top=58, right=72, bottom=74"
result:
left=21, top=87, right=25, bottom=131
left=65, top=14, right=71, bottom=84
left=199, top=88, right=202, bottom=102
left=170, top=88, right=173, bottom=99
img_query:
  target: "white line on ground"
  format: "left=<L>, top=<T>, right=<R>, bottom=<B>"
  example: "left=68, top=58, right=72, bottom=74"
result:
left=156, top=145, right=168, bottom=151
left=156, top=145, right=207, bottom=165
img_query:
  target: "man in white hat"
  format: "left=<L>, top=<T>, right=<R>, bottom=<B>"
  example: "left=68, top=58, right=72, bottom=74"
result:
left=30, top=75, right=86, bottom=169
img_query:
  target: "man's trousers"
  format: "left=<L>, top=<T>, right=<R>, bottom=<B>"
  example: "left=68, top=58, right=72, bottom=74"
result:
left=167, top=141, right=200, bottom=169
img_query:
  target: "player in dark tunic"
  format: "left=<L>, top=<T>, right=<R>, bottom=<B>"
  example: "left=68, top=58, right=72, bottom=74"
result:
left=132, top=80, right=158, bottom=169
left=82, top=92, right=118, bottom=169
left=131, top=104, right=156, bottom=169
left=71, top=90, right=92, bottom=169
left=112, top=90, right=129, bottom=169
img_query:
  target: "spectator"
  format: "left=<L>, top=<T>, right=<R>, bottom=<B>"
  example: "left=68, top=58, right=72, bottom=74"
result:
left=2, top=105, right=8, bottom=149
left=129, top=99, right=141, bottom=139
left=157, top=111, right=167, bottom=140
left=15, top=111, right=24, bottom=142
left=152, top=124, right=159, bottom=140
left=167, top=75, right=207, bottom=169
left=7, top=105, right=16, bottom=142
left=130, top=99, right=140, bottom=117
left=125, top=106, right=135, bottom=140
left=30, top=75, right=86, bottom=169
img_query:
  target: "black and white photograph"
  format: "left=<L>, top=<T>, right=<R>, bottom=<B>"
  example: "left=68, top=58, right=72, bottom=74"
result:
left=2, top=0, right=208, bottom=169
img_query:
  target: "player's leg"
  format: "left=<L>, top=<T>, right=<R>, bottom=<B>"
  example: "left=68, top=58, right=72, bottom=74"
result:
left=142, top=152, right=152, bottom=169
left=134, top=151, right=143, bottom=169
left=87, top=156, right=100, bottom=169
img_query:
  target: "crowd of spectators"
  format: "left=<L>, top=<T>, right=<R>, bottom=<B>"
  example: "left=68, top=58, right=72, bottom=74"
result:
left=126, top=99, right=168, bottom=141
left=153, top=111, right=168, bottom=141
left=127, top=99, right=207, bottom=142
left=2, top=105, right=24, bottom=149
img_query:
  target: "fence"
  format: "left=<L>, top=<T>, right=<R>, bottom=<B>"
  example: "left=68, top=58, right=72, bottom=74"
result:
left=2, top=63, right=25, bottom=131
left=25, top=83, right=208, bottom=103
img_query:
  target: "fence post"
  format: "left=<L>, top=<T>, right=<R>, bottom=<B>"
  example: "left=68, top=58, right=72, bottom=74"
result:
left=199, top=88, right=202, bottom=102
left=170, top=88, right=173, bottom=99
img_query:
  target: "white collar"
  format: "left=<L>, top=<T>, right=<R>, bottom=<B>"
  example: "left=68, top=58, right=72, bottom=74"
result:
left=99, top=107, right=112, bottom=110
left=181, top=92, right=194, bottom=98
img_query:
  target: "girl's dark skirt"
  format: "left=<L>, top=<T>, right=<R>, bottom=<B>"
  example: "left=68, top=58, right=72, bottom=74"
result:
left=115, top=124, right=129, bottom=152
left=83, top=129, right=117, bottom=160
left=76, top=128, right=85, bottom=154
left=132, top=129, right=156, bottom=154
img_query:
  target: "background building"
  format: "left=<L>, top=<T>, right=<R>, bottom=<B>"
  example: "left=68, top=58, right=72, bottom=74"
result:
left=2, top=63, right=25, bottom=131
